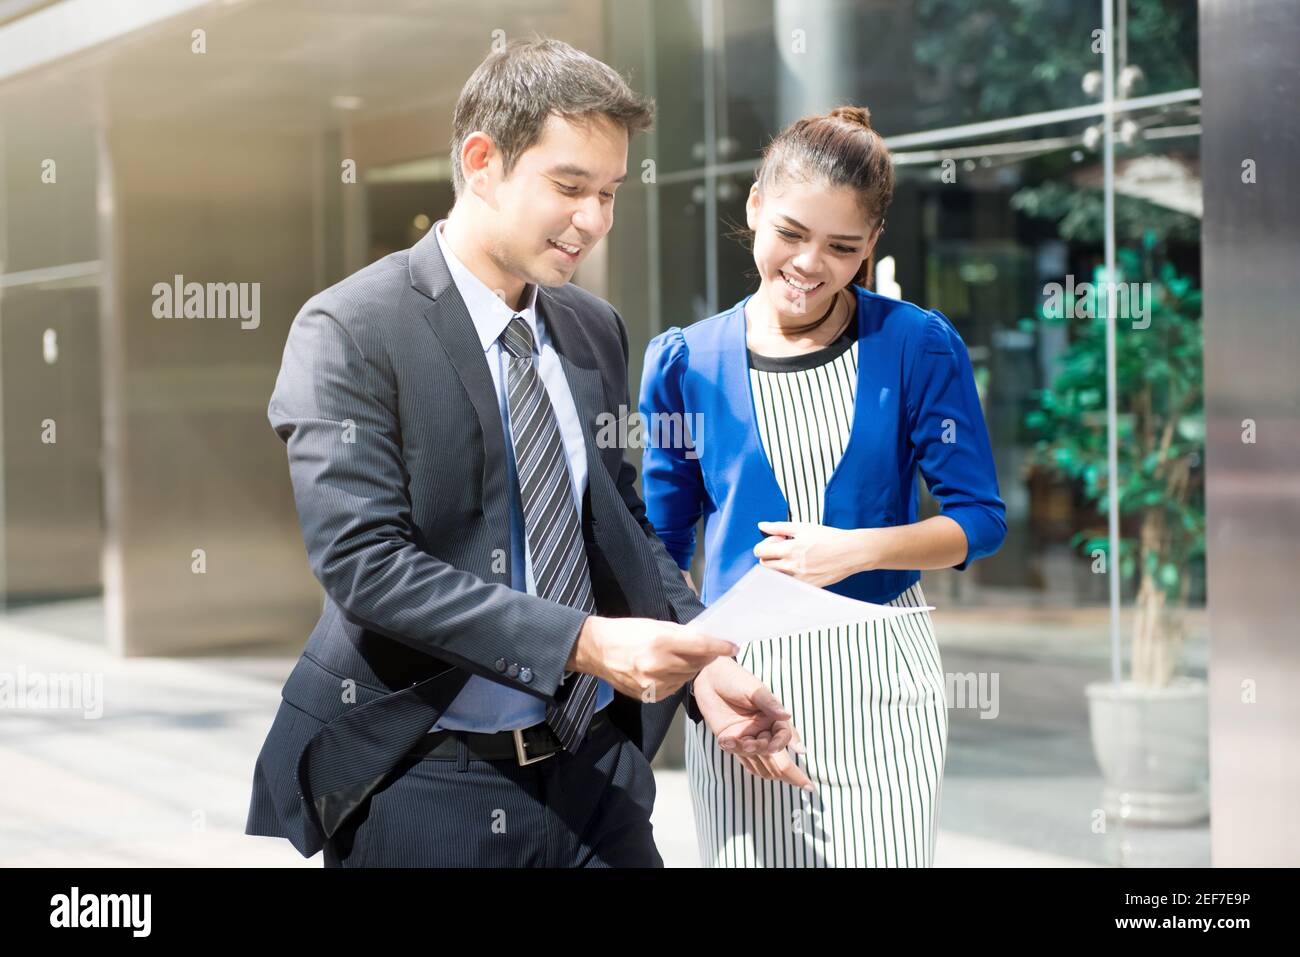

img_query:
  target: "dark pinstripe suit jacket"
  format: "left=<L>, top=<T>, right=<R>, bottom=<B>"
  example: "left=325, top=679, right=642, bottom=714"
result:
left=246, top=226, right=705, bottom=858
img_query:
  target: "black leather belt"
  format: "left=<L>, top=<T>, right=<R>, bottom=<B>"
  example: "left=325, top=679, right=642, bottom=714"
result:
left=410, top=709, right=611, bottom=766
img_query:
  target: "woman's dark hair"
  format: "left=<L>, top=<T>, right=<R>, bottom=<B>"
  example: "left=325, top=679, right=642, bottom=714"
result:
left=748, top=105, right=894, bottom=288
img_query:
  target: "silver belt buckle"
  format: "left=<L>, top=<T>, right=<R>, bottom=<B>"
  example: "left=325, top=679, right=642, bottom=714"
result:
left=513, top=727, right=557, bottom=766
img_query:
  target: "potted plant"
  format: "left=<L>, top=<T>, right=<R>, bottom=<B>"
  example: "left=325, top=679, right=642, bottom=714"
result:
left=1023, top=243, right=1207, bottom=825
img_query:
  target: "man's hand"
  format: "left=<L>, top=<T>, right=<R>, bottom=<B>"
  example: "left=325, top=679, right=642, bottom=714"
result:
left=692, top=656, right=814, bottom=792
left=569, top=616, right=737, bottom=703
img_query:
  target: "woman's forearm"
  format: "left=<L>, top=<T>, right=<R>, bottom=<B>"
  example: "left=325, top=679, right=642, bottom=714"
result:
left=853, top=515, right=968, bottom=573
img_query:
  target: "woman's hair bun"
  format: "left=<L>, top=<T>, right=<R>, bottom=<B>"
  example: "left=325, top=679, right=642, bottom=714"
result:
left=829, top=105, right=873, bottom=131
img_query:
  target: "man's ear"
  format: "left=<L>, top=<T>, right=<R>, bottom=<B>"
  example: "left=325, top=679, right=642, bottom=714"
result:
left=745, top=182, right=761, bottom=231
left=460, top=131, right=497, bottom=198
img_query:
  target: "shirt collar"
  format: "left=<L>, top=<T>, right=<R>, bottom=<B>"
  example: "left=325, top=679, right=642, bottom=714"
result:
left=435, top=220, right=540, bottom=355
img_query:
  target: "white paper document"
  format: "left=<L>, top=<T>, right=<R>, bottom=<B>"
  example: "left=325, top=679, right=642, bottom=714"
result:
left=685, top=565, right=935, bottom=646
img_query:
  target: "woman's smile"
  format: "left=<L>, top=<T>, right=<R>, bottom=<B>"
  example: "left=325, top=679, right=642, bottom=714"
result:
left=778, top=270, right=825, bottom=296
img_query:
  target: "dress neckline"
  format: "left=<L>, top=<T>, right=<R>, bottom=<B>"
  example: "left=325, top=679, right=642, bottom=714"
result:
left=747, top=297, right=859, bottom=373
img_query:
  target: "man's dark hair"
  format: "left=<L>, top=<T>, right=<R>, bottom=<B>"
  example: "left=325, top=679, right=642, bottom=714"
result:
left=450, top=36, right=655, bottom=197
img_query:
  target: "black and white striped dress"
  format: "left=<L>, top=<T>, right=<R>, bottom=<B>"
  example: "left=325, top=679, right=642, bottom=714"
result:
left=685, top=309, right=949, bottom=867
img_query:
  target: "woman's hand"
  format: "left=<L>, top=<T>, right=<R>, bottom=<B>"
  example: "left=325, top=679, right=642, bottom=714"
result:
left=753, top=521, right=878, bottom=588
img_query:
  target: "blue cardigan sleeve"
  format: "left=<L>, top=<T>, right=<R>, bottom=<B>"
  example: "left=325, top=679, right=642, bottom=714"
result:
left=638, top=328, right=705, bottom=571
left=904, top=310, right=1007, bottom=571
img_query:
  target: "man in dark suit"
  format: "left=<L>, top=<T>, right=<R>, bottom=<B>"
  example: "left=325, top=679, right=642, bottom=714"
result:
left=245, top=37, right=805, bottom=867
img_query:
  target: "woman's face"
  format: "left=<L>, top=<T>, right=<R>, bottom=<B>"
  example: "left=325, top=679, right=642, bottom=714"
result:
left=745, top=178, right=880, bottom=320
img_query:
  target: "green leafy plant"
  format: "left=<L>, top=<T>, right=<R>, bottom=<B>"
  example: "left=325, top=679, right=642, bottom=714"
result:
left=914, top=0, right=1198, bottom=124
left=1023, top=242, right=1204, bottom=686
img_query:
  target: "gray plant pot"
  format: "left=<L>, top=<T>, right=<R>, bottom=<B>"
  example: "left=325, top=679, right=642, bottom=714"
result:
left=1085, top=677, right=1209, bottom=825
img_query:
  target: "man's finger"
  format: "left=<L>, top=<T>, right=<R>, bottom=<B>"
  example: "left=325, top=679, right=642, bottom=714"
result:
left=763, top=724, right=792, bottom=752
left=749, top=686, right=792, bottom=718
left=648, top=660, right=712, bottom=686
left=653, top=650, right=728, bottom=679
left=666, top=634, right=739, bottom=663
left=771, top=750, right=814, bottom=791
left=785, top=723, right=807, bottom=755
left=749, top=756, right=776, bottom=781
left=718, top=717, right=773, bottom=748
left=737, top=754, right=766, bottom=779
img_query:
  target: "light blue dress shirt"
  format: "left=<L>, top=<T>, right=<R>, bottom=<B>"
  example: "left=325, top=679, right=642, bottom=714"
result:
left=430, top=220, right=613, bottom=732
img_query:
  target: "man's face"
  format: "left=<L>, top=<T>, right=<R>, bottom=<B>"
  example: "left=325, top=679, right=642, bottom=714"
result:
left=480, top=113, right=629, bottom=289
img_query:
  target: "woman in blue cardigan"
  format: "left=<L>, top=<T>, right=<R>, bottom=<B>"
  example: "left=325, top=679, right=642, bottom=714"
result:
left=640, top=106, right=1006, bottom=867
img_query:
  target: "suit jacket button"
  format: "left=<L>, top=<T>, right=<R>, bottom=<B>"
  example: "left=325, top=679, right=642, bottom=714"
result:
left=519, top=667, right=533, bottom=684
left=506, top=662, right=519, bottom=679
left=494, top=657, right=507, bottom=673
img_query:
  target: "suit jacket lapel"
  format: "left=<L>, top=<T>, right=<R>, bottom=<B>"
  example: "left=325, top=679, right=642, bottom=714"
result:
left=537, top=290, right=614, bottom=479
left=539, top=290, right=664, bottom=602
left=409, top=229, right=511, bottom=527
left=535, top=289, right=631, bottom=509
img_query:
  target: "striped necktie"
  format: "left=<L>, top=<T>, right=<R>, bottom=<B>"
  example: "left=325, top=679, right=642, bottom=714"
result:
left=500, top=315, right=600, bottom=751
